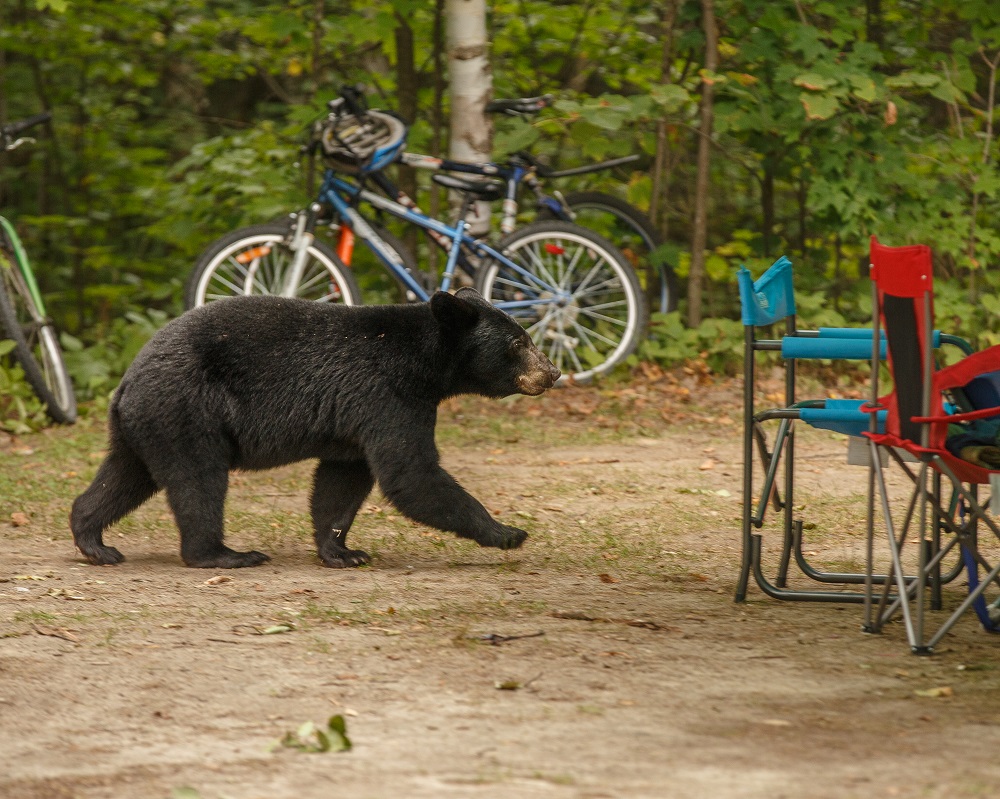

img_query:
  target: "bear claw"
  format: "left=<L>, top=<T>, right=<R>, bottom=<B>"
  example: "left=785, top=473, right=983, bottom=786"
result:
left=320, top=548, right=371, bottom=568
left=498, top=526, right=528, bottom=550
left=184, top=549, right=271, bottom=568
left=81, top=545, right=125, bottom=566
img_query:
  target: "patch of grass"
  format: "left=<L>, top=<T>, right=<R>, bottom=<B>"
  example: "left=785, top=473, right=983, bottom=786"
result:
left=13, top=609, right=57, bottom=624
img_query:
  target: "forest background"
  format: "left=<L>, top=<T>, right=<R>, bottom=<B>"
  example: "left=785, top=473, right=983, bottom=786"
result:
left=1, top=0, right=1000, bottom=417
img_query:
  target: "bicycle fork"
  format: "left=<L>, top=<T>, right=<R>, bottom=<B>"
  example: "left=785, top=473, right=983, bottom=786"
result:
left=282, top=203, right=321, bottom=298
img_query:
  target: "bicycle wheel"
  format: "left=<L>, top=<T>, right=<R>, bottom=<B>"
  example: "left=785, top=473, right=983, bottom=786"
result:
left=542, top=190, right=678, bottom=315
left=185, top=222, right=363, bottom=309
left=0, top=238, right=76, bottom=423
left=474, top=220, right=648, bottom=384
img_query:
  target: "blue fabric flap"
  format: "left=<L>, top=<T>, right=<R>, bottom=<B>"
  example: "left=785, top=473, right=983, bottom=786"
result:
left=738, top=256, right=794, bottom=327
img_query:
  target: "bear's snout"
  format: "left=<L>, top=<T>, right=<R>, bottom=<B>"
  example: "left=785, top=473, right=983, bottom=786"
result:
left=516, top=349, right=561, bottom=395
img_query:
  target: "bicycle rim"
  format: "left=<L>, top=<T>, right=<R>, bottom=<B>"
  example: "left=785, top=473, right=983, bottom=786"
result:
left=0, top=250, right=76, bottom=422
left=475, top=222, right=646, bottom=384
left=192, top=231, right=358, bottom=307
left=561, top=193, right=677, bottom=315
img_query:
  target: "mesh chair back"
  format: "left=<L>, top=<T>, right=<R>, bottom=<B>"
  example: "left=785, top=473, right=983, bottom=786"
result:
left=869, top=236, right=937, bottom=445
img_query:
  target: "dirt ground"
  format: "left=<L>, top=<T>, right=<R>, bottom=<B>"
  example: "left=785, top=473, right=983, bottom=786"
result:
left=2, top=377, right=999, bottom=799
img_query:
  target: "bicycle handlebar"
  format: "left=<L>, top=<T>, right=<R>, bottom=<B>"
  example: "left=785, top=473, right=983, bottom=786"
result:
left=539, top=154, right=641, bottom=178
left=1, top=112, right=51, bottom=146
left=485, top=95, right=554, bottom=116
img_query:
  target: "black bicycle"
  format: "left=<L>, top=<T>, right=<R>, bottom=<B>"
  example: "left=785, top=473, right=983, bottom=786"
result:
left=410, top=93, right=679, bottom=315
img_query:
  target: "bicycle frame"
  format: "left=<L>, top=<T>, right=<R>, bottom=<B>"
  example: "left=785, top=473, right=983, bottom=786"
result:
left=400, top=152, right=557, bottom=236
left=0, top=216, right=46, bottom=315
left=399, top=151, right=642, bottom=234
left=317, top=169, right=565, bottom=312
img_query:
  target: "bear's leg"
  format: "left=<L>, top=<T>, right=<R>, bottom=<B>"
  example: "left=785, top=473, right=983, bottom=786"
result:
left=372, top=451, right=527, bottom=551
left=71, top=444, right=158, bottom=565
left=311, top=460, right=375, bottom=568
left=165, top=469, right=270, bottom=568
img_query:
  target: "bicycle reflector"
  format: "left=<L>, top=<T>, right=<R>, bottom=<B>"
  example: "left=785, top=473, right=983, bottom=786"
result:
left=544, top=243, right=566, bottom=256
left=236, top=245, right=272, bottom=264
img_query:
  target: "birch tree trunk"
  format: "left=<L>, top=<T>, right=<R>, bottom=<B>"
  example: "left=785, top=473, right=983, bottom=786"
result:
left=446, top=0, right=493, bottom=234
left=687, top=0, right=718, bottom=328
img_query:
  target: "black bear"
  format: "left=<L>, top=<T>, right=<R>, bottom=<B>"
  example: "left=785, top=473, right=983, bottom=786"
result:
left=71, top=288, right=559, bottom=569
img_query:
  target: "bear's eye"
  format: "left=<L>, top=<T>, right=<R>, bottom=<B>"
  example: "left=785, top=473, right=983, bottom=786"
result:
left=510, top=338, right=525, bottom=351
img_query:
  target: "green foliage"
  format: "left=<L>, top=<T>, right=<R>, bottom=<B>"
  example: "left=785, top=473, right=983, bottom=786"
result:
left=0, top=340, right=51, bottom=433
left=636, top=312, right=744, bottom=374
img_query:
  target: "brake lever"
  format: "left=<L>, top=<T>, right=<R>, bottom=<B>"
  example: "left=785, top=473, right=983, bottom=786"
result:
left=3, top=136, right=36, bottom=153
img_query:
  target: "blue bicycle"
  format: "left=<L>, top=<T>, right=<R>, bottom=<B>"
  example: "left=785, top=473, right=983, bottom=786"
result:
left=187, top=95, right=647, bottom=383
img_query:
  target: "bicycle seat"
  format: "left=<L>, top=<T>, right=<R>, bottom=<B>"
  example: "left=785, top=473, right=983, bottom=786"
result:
left=432, top=174, right=506, bottom=201
left=485, top=95, right=554, bottom=116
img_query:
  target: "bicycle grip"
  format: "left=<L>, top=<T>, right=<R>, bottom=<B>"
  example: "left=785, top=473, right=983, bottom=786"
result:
left=4, top=112, right=52, bottom=137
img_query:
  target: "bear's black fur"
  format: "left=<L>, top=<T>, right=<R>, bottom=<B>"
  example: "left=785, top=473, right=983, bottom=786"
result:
left=71, top=288, right=559, bottom=569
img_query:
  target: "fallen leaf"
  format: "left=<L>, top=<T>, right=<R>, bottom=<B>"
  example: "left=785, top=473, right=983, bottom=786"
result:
left=261, top=624, right=295, bottom=635
left=598, top=573, right=618, bottom=584
left=32, top=624, right=78, bottom=642
left=699, top=459, right=716, bottom=471
left=915, top=686, right=953, bottom=698
left=204, top=575, right=232, bottom=586
left=759, top=718, right=793, bottom=727
left=46, top=588, right=90, bottom=601
left=10, top=512, right=29, bottom=527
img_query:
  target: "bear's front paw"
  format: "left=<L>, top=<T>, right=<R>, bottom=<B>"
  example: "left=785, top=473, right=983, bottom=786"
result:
left=498, top=525, right=528, bottom=550
left=319, top=547, right=371, bottom=568
left=184, top=548, right=271, bottom=568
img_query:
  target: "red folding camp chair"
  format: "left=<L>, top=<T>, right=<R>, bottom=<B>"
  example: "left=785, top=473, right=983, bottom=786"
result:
left=864, top=236, right=1000, bottom=653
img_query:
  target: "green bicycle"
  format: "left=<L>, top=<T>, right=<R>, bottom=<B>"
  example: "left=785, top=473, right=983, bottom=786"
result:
left=0, top=112, right=76, bottom=424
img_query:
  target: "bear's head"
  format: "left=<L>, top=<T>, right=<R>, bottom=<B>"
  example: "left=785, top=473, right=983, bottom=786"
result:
left=431, top=288, right=561, bottom=398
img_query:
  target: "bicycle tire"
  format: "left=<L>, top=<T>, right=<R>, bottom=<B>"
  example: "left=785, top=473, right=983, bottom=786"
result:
left=473, top=220, right=648, bottom=384
left=185, top=222, right=363, bottom=309
left=0, top=238, right=77, bottom=423
left=541, top=190, right=679, bottom=315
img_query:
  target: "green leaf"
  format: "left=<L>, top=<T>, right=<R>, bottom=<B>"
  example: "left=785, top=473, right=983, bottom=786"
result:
left=0, top=339, right=16, bottom=357
left=799, top=93, right=839, bottom=120
left=793, top=73, right=837, bottom=91
left=649, top=84, right=690, bottom=112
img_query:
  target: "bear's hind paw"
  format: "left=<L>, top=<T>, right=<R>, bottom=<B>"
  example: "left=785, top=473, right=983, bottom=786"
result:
left=80, top=545, right=125, bottom=566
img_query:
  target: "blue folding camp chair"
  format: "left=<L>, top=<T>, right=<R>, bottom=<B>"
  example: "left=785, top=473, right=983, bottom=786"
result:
left=736, top=256, right=970, bottom=605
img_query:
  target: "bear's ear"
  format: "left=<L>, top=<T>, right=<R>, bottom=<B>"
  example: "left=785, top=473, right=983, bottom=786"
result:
left=453, top=286, right=492, bottom=309
left=430, top=290, right=480, bottom=330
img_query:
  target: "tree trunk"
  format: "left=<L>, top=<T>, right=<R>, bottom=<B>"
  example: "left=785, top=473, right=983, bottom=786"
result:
left=446, top=0, right=493, bottom=235
left=687, top=0, right=718, bottom=328
left=649, top=0, right=678, bottom=239
left=394, top=14, right=420, bottom=262
left=428, top=0, right=447, bottom=271
left=761, top=156, right=775, bottom=258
